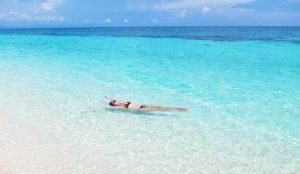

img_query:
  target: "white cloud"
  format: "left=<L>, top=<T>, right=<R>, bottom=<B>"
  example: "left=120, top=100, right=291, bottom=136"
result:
left=95, top=18, right=113, bottom=24
left=0, top=11, right=31, bottom=21
left=124, top=18, right=129, bottom=23
left=155, top=0, right=253, bottom=10
left=41, top=0, right=62, bottom=10
left=202, top=6, right=211, bottom=13
left=105, top=18, right=112, bottom=23
left=0, top=11, right=64, bottom=22
left=0, top=0, right=65, bottom=23
left=152, top=18, right=158, bottom=23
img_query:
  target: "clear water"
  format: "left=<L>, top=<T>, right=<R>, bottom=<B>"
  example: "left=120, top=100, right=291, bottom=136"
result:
left=0, top=27, right=300, bottom=173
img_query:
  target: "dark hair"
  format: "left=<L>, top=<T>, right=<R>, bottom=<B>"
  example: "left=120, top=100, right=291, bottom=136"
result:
left=109, top=100, right=116, bottom=106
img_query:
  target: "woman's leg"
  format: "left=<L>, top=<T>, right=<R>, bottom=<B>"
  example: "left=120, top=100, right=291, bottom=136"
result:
left=139, top=105, right=187, bottom=112
left=138, top=107, right=172, bottom=112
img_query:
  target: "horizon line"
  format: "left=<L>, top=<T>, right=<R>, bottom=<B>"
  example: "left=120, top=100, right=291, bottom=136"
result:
left=1, top=25, right=300, bottom=30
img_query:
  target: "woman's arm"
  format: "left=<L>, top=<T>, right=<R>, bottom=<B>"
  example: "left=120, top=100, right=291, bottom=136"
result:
left=105, top=96, right=115, bottom=101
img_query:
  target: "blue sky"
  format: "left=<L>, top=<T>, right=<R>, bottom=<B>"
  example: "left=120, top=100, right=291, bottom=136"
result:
left=0, top=0, right=299, bottom=27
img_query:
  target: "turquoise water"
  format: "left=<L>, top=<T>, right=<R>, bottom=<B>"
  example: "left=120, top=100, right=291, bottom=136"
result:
left=0, top=27, right=300, bottom=173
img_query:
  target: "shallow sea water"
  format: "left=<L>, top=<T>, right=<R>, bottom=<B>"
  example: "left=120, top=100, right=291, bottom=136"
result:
left=0, top=27, right=300, bottom=173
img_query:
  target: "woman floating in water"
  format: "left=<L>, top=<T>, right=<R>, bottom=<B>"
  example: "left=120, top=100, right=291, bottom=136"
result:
left=105, top=96, right=187, bottom=112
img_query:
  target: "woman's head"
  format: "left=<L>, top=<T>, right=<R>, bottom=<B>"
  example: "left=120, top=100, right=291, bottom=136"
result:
left=109, top=100, right=117, bottom=106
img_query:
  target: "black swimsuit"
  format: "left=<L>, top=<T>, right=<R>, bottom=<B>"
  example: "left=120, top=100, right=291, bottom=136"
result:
left=122, top=102, right=145, bottom=110
left=124, top=102, right=131, bottom=108
left=139, top=105, right=145, bottom=110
